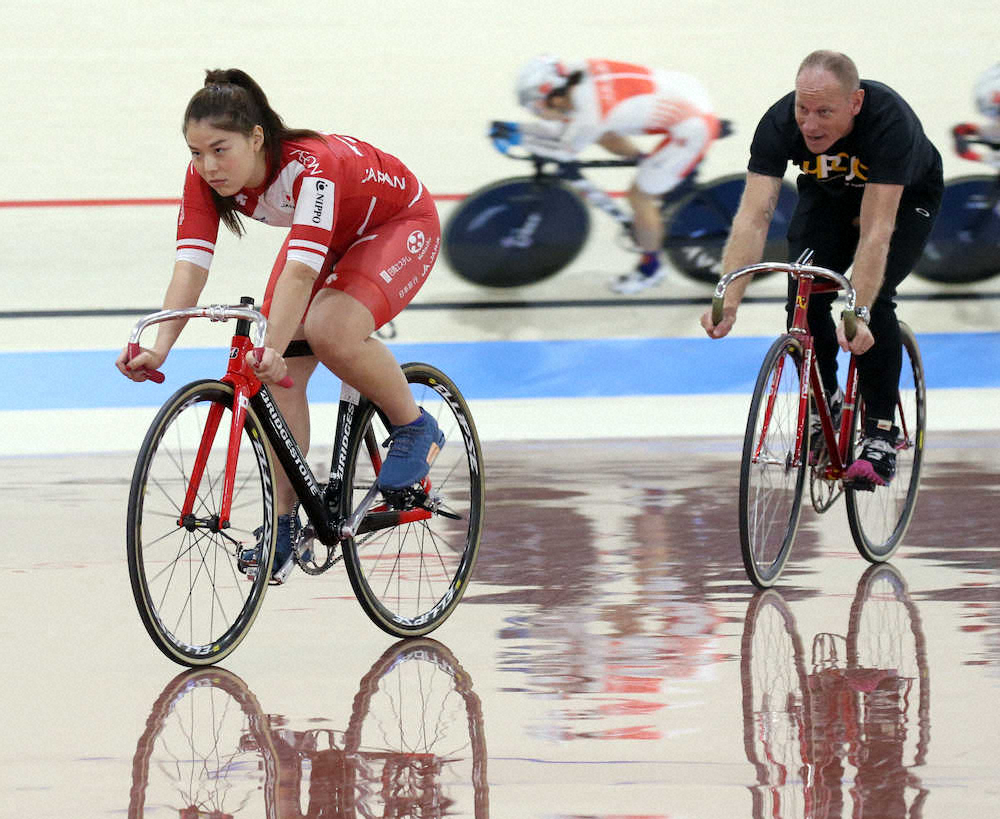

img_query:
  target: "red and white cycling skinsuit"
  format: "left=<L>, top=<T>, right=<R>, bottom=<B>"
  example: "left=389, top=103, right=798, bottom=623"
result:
left=523, top=59, right=719, bottom=195
left=176, top=134, right=440, bottom=329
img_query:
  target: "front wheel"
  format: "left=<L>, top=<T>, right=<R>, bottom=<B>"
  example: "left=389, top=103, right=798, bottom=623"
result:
left=126, top=380, right=276, bottom=666
left=442, top=176, right=590, bottom=287
left=846, top=322, right=926, bottom=562
left=341, top=363, right=485, bottom=636
left=664, top=174, right=798, bottom=284
left=739, top=335, right=809, bottom=587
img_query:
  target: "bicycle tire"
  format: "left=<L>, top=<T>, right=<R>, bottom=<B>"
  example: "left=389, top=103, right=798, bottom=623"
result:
left=340, top=363, right=485, bottom=636
left=664, top=174, right=798, bottom=284
left=913, top=174, right=1000, bottom=284
left=442, top=175, right=590, bottom=287
left=846, top=563, right=931, bottom=769
left=739, top=335, right=809, bottom=587
left=740, top=589, right=811, bottom=818
left=127, top=379, right=276, bottom=666
left=344, top=638, right=489, bottom=819
left=845, top=322, right=926, bottom=562
left=128, top=666, right=276, bottom=818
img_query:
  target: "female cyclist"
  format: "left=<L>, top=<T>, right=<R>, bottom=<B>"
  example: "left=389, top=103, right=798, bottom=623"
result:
left=116, top=69, right=444, bottom=583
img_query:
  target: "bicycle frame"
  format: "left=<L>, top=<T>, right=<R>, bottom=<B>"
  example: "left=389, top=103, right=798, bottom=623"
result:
left=127, top=301, right=432, bottom=551
left=714, top=255, right=860, bottom=476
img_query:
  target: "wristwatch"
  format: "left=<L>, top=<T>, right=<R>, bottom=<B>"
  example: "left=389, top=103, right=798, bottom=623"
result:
left=853, top=305, right=871, bottom=325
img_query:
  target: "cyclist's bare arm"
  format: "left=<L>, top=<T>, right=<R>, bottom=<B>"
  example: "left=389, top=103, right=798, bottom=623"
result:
left=851, top=182, right=902, bottom=310
left=701, top=172, right=782, bottom=337
left=116, top=260, right=208, bottom=379
left=833, top=181, right=902, bottom=355
left=251, top=259, right=318, bottom=383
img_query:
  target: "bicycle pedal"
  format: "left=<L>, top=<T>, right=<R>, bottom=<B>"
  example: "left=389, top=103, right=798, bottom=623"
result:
left=842, top=477, right=877, bottom=492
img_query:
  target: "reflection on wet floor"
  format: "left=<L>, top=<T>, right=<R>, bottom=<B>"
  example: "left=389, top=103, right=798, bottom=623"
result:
left=128, top=639, right=489, bottom=818
left=2, top=432, right=999, bottom=817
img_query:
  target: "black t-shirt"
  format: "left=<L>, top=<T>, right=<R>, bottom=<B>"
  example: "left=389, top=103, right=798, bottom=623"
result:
left=748, top=80, right=942, bottom=206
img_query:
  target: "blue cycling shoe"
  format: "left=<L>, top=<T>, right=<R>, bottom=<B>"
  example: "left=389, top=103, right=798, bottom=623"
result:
left=238, top=513, right=308, bottom=585
left=377, top=409, right=446, bottom=490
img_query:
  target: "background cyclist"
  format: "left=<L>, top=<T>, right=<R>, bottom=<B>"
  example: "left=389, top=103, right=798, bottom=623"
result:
left=952, top=62, right=1000, bottom=165
left=116, top=69, right=444, bottom=584
left=700, top=50, right=943, bottom=487
left=492, top=55, right=721, bottom=294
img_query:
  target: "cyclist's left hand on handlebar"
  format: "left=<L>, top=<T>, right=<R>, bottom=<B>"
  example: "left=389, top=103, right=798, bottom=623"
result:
left=250, top=346, right=292, bottom=387
left=701, top=306, right=737, bottom=339
left=117, top=345, right=166, bottom=382
left=836, top=318, right=874, bottom=355
left=488, top=120, right=522, bottom=154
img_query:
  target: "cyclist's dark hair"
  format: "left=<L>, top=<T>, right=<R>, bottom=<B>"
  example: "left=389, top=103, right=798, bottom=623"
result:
left=797, top=50, right=860, bottom=95
left=183, top=68, right=322, bottom=236
left=547, top=70, right=585, bottom=103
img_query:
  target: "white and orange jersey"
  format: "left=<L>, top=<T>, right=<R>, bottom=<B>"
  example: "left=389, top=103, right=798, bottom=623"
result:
left=523, top=59, right=717, bottom=155
left=176, top=134, right=426, bottom=273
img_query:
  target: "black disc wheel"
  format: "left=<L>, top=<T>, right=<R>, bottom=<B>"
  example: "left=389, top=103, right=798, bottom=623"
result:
left=127, top=380, right=276, bottom=666
left=913, top=175, right=1000, bottom=284
left=442, top=176, right=590, bottom=287
left=665, top=174, right=798, bottom=284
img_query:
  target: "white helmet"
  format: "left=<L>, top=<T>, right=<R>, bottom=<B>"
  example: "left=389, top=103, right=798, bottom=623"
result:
left=516, top=55, right=569, bottom=110
left=974, top=63, right=1000, bottom=119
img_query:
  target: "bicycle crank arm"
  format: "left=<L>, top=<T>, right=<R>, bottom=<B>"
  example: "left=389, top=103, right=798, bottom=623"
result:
left=354, top=508, right=433, bottom=536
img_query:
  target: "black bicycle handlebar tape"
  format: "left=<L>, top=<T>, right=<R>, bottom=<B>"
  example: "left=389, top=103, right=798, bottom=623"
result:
left=841, top=309, right=858, bottom=341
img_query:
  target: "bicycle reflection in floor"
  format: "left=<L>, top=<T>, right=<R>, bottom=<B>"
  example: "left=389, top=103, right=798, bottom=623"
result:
left=741, top=563, right=930, bottom=819
left=127, top=639, right=488, bottom=818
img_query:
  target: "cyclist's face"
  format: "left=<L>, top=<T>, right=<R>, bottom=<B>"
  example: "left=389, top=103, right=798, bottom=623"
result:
left=794, top=68, right=864, bottom=155
left=185, top=119, right=266, bottom=196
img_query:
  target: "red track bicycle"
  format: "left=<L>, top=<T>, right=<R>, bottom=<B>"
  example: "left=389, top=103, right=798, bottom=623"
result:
left=124, top=299, right=484, bottom=666
left=712, top=252, right=926, bottom=587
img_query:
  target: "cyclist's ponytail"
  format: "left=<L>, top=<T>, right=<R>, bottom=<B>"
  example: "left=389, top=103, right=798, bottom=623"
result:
left=183, top=68, right=322, bottom=236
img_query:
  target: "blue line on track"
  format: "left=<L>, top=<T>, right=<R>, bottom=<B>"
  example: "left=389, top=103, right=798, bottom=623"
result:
left=0, top=333, right=997, bottom=411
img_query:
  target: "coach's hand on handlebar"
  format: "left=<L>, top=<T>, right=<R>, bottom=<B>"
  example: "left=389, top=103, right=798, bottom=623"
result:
left=488, top=120, right=521, bottom=154
left=117, top=345, right=166, bottom=382
left=836, top=319, right=874, bottom=355
left=700, top=305, right=737, bottom=339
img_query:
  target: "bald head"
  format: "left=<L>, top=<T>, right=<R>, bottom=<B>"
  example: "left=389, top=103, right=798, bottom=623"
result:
left=797, top=50, right=860, bottom=94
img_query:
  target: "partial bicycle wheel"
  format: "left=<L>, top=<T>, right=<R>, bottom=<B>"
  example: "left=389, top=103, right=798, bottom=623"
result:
left=913, top=175, right=1000, bottom=284
left=846, top=322, right=926, bottom=562
left=127, top=379, right=276, bottom=666
left=739, top=335, right=809, bottom=587
left=341, top=363, right=485, bottom=636
left=846, top=563, right=931, bottom=771
left=664, top=174, right=798, bottom=284
left=128, top=667, right=276, bottom=817
left=740, top=589, right=811, bottom=819
left=344, top=638, right=489, bottom=819
left=442, top=175, right=590, bottom=287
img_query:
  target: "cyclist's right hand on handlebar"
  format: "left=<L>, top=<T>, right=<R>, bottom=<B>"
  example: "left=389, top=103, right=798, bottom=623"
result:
left=488, top=120, right=521, bottom=154
left=117, top=345, right=166, bottom=382
left=700, top=305, right=736, bottom=339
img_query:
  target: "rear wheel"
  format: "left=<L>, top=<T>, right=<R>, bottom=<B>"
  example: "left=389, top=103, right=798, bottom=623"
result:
left=442, top=176, right=590, bottom=287
left=913, top=175, right=1000, bottom=284
left=665, top=175, right=798, bottom=284
left=846, top=322, right=926, bottom=562
left=739, top=336, right=808, bottom=587
left=341, top=363, right=484, bottom=636
left=127, top=380, right=275, bottom=666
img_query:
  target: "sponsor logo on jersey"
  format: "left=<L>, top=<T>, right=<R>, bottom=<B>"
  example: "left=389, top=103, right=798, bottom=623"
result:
left=797, top=153, right=868, bottom=185
left=362, top=167, right=407, bottom=189
left=293, top=177, right=335, bottom=231
left=289, top=148, right=322, bottom=175
left=406, top=230, right=426, bottom=254
left=379, top=255, right=412, bottom=283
